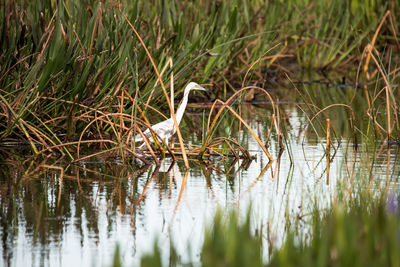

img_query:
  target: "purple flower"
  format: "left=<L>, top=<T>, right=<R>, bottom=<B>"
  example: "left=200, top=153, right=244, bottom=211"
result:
left=386, top=192, right=398, bottom=214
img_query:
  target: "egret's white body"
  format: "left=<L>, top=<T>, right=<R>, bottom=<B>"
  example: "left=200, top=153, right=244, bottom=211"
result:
left=134, top=82, right=206, bottom=146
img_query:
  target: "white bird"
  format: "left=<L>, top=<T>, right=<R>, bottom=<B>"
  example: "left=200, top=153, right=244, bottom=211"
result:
left=134, top=82, right=207, bottom=147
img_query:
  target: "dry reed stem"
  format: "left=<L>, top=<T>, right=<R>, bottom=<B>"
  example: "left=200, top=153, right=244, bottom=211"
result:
left=241, top=43, right=281, bottom=88
left=123, top=147, right=151, bottom=165
left=225, top=159, right=239, bottom=175
left=352, top=45, right=369, bottom=104
left=134, top=119, right=179, bottom=160
left=42, top=115, right=70, bottom=124
left=368, top=52, right=398, bottom=141
left=203, top=137, right=246, bottom=159
left=23, top=154, right=52, bottom=176
left=371, top=67, right=400, bottom=84
left=110, top=66, right=127, bottom=100
left=37, top=139, right=111, bottom=154
left=137, top=142, right=252, bottom=159
left=119, top=90, right=125, bottom=161
left=237, top=46, right=273, bottom=143
left=38, top=24, right=55, bottom=60
left=243, top=161, right=273, bottom=195
left=77, top=113, right=136, bottom=157
left=308, top=104, right=355, bottom=126
left=89, top=5, right=99, bottom=57
left=123, top=90, right=176, bottom=161
left=326, top=119, right=330, bottom=153
left=276, top=103, right=284, bottom=150
left=121, top=11, right=189, bottom=168
left=202, top=87, right=276, bottom=161
left=175, top=170, right=190, bottom=209
left=0, top=95, right=37, bottom=155
left=73, top=27, right=87, bottom=58
left=73, top=146, right=122, bottom=163
left=303, top=104, right=355, bottom=148
left=132, top=126, right=159, bottom=164
left=143, top=58, right=173, bottom=113
left=227, top=137, right=251, bottom=159
left=39, top=99, right=128, bottom=151
left=223, top=101, right=272, bottom=160
left=40, top=97, right=107, bottom=114
left=267, top=42, right=288, bottom=68
left=0, top=54, right=37, bottom=83
left=119, top=89, right=124, bottom=142
left=225, top=140, right=239, bottom=160
left=367, top=110, right=388, bottom=136
left=367, top=87, right=389, bottom=133
left=135, top=104, right=164, bottom=152
left=131, top=123, right=178, bottom=161
left=21, top=120, right=56, bottom=150
left=16, top=121, right=38, bottom=154
left=388, top=13, right=400, bottom=49
left=123, top=90, right=164, bottom=151
left=138, top=101, right=168, bottom=120
left=385, top=85, right=392, bottom=141
left=364, top=10, right=390, bottom=75
left=170, top=59, right=174, bottom=113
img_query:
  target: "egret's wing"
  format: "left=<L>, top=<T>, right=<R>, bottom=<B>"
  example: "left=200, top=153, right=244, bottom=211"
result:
left=133, top=126, right=152, bottom=143
left=151, top=118, right=174, bottom=141
left=134, top=118, right=174, bottom=143
left=134, top=129, right=147, bottom=142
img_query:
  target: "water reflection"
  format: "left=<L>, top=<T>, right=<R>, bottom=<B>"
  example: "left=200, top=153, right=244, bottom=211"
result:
left=0, top=105, right=399, bottom=266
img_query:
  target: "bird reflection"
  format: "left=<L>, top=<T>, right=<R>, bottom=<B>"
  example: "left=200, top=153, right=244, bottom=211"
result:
left=153, top=157, right=183, bottom=192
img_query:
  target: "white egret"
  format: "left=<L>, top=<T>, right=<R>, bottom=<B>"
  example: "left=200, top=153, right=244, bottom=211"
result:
left=134, top=82, right=206, bottom=147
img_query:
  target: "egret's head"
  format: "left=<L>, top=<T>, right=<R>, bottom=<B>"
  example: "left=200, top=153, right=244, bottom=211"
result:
left=185, top=82, right=207, bottom=92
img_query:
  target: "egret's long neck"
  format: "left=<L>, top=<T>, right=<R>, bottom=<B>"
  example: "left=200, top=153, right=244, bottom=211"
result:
left=174, top=89, right=191, bottom=125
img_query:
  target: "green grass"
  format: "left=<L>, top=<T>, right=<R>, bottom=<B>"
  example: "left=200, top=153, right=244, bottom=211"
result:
left=1, top=0, right=399, bottom=235
left=137, top=208, right=264, bottom=267
left=127, top=189, right=400, bottom=267
left=1, top=0, right=398, bottom=156
left=269, top=193, right=400, bottom=266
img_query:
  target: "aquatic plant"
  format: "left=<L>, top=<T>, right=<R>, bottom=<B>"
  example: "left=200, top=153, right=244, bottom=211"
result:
left=1, top=0, right=398, bottom=159
left=132, top=191, right=400, bottom=267
left=269, top=195, right=400, bottom=266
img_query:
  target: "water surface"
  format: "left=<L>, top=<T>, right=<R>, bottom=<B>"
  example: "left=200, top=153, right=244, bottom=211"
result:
left=0, top=103, right=399, bottom=266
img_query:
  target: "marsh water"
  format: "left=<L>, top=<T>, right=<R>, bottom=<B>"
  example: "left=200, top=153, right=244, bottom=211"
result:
left=1, top=97, right=399, bottom=266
